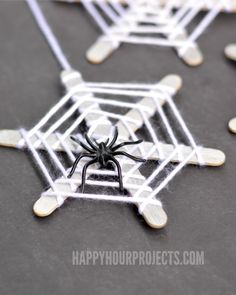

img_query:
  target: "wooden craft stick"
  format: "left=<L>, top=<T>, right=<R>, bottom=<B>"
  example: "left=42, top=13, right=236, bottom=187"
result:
left=229, top=118, right=236, bottom=133
left=225, top=44, right=236, bottom=61
left=0, top=130, right=225, bottom=166
left=172, top=31, right=203, bottom=67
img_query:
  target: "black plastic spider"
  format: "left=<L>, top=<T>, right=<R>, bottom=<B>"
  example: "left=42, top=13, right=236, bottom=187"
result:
left=68, top=127, right=146, bottom=192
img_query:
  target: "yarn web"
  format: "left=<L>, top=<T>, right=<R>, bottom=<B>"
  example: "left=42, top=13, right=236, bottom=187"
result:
left=162, top=0, right=234, bottom=9
left=21, top=0, right=223, bottom=222
left=17, top=69, right=204, bottom=213
left=78, top=0, right=233, bottom=63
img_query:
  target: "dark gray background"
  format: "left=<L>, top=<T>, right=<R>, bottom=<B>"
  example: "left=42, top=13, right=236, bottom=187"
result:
left=0, top=1, right=236, bottom=294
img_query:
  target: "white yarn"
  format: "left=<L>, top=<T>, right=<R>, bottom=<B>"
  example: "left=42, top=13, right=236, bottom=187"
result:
left=75, top=0, right=233, bottom=61
left=163, top=90, right=204, bottom=165
left=80, top=0, right=111, bottom=34
left=23, top=0, right=205, bottom=214
left=18, top=76, right=205, bottom=211
left=139, top=148, right=196, bottom=213
left=19, top=129, right=65, bottom=206
left=179, top=0, right=223, bottom=56
left=162, top=0, right=232, bottom=11
left=26, top=0, right=71, bottom=70
left=42, top=191, right=163, bottom=207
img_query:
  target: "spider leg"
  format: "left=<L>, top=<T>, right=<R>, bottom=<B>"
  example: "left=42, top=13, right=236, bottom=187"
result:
left=112, top=151, right=146, bottom=163
left=68, top=153, right=95, bottom=178
left=95, top=138, right=109, bottom=146
left=85, top=133, right=98, bottom=150
left=104, top=138, right=109, bottom=146
left=81, top=158, right=98, bottom=193
left=111, top=139, right=143, bottom=151
left=70, top=135, right=80, bottom=144
left=108, top=126, right=118, bottom=148
left=70, top=136, right=94, bottom=153
left=108, top=156, right=124, bottom=192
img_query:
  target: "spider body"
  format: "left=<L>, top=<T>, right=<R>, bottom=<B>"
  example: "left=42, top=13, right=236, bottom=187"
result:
left=96, top=142, right=111, bottom=167
left=68, top=127, right=146, bottom=192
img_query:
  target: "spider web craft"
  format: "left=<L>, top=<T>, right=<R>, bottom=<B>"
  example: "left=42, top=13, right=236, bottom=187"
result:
left=57, top=0, right=236, bottom=66
left=0, top=70, right=225, bottom=228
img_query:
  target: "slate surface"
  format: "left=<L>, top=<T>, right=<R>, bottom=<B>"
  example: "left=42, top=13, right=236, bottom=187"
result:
left=0, top=1, right=235, bottom=294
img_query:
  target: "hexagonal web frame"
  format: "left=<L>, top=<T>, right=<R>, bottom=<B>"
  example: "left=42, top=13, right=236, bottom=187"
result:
left=75, top=0, right=233, bottom=65
left=15, top=70, right=204, bottom=215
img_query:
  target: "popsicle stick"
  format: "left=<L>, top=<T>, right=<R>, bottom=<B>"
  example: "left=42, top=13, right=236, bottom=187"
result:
left=86, top=37, right=117, bottom=65
left=225, top=44, right=236, bottom=61
left=229, top=118, right=236, bottom=133
left=0, top=129, right=225, bottom=166
left=174, top=31, right=203, bottom=67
